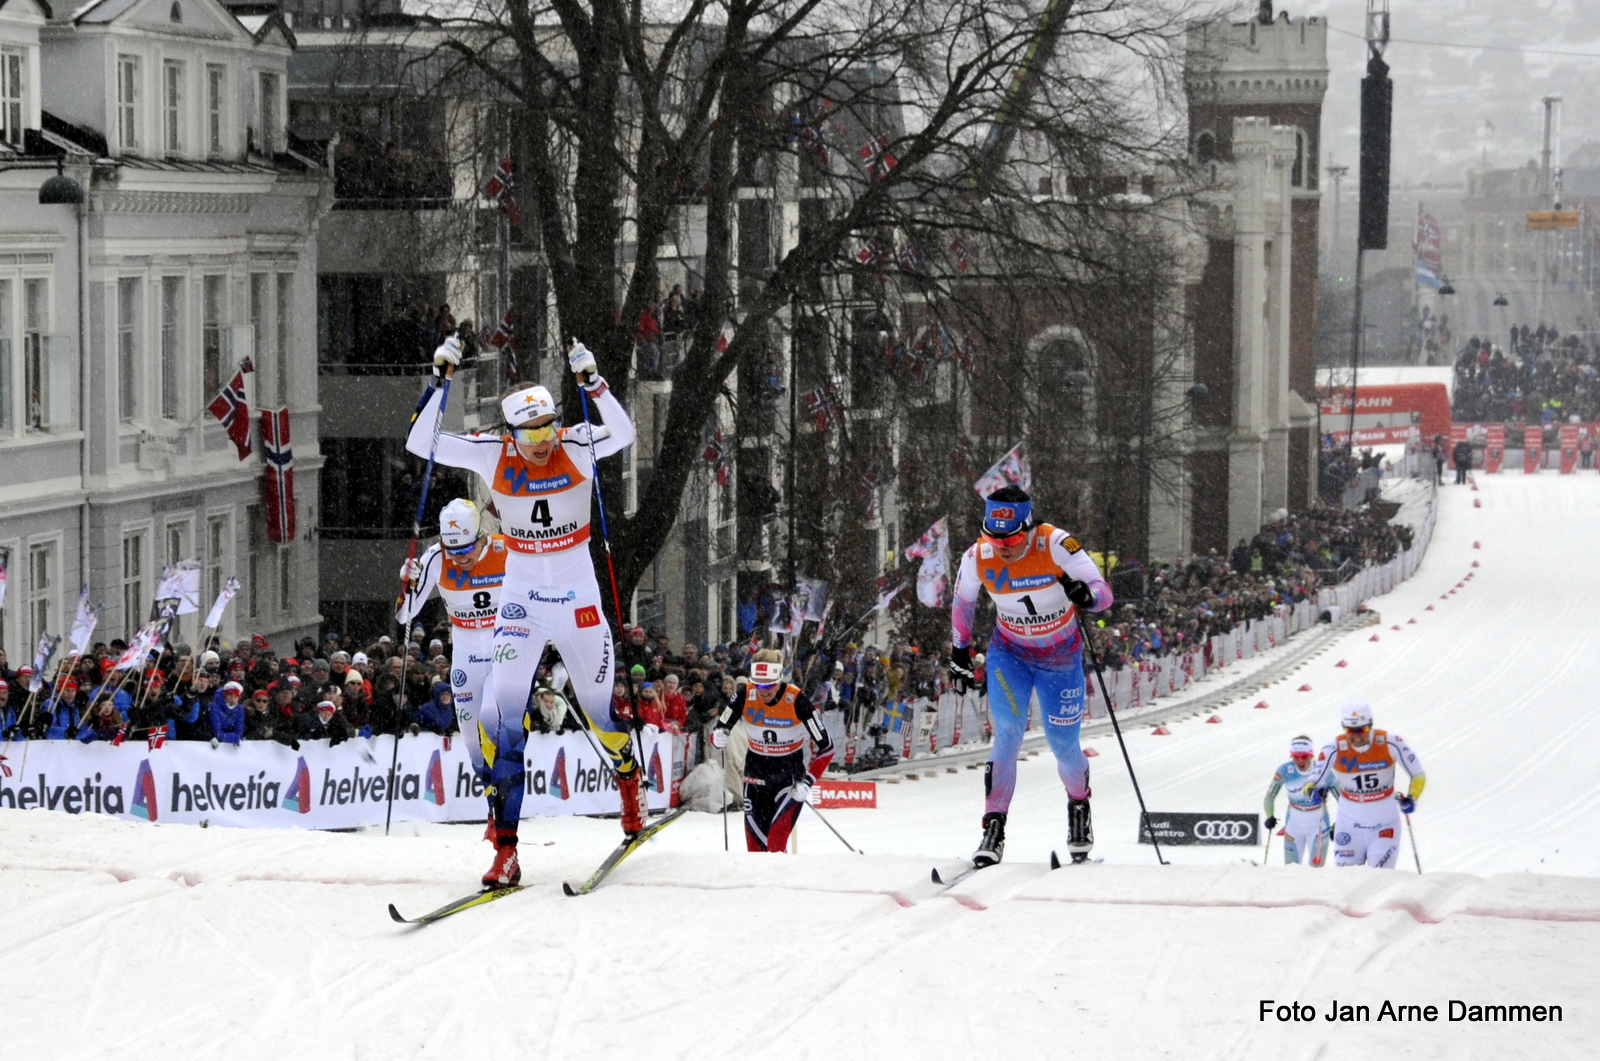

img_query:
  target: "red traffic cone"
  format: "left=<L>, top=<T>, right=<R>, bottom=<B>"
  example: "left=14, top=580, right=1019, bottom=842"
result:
left=1254, top=701, right=1270, bottom=710
left=1298, top=684, right=1312, bottom=692
left=1369, top=635, right=1381, bottom=642
left=1151, top=726, right=1171, bottom=736
left=1391, top=625, right=1401, bottom=630
left=1426, top=605, right=1435, bottom=611
left=1206, top=715, right=1223, bottom=724
left=1473, top=541, right=1481, bottom=549
left=1084, top=746, right=1100, bottom=757
left=1408, top=618, right=1418, bottom=624
left=1471, top=482, right=1478, bottom=491
left=1335, top=660, right=1348, bottom=668
left=1472, top=560, right=1480, bottom=567
left=1474, top=498, right=1482, bottom=508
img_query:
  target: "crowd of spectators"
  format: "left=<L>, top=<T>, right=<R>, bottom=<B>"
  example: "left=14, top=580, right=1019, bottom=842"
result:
left=635, top=283, right=707, bottom=380
left=1451, top=325, right=1600, bottom=423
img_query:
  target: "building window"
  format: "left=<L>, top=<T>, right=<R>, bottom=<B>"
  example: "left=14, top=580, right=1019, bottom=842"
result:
left=170, top=1, right=182, bottom=22
left=277, top=543, right=292, bottom=613
left=117, top=55, right=139, bottom=152
left=1291, top=130, right=1305, bottom=187
left=202, top=274, right=224, bottom=399
left=118, top=277, right=139, bottom=421
left=122, top=531, right=146, bottom=637
left=250, top=273, right=268, bottom=401
left=1, top=49, right=23, bottom=150
left=276, top=273, right=292, bottom=406
left=258, top=71, right=280, bottom=154
left=163, top=61, right=183, bottom=155
left=246, top=503, right=263, bottom=619
left=28, top=541, right=54, bottom=648
left=23, top=277, right=44, bottom=431
left=1195, top=130, right=1216, bottom=164
left=161, top=276, right=182, bottom=419
left=206, top=513, right=228, bottom=614
left=206, top=65, right=224, bottom=157
left=165, top=519, right=191, bottom=643
left=0, top=279, right=11, bottom=433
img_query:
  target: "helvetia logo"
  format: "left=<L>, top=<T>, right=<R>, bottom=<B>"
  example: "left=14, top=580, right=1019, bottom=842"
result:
left=553, top=747, right=570, bottom=800
left=130, top=759, right=159, bottom=821
left=282, top=756, right=312, bottom=814
left=648, top=746, right=664, bottom=797
left=424, top=750, right=446, bottom=806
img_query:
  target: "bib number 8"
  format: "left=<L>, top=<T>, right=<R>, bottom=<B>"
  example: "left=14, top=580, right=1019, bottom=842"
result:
left=472, top=591, right=493, bottom=610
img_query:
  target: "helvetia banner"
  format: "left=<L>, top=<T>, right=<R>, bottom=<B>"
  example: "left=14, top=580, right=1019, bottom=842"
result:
left=0, top=731, right=673, bottom=830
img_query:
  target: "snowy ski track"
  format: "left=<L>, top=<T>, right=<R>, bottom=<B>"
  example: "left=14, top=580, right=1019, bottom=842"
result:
left=3, top=474, right=1598, bottom=1058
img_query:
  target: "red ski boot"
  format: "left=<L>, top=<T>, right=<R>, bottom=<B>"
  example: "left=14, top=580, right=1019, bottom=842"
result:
left=617, top=768, right=646, bottom=837
left=482, top=827, right=520, bottom=889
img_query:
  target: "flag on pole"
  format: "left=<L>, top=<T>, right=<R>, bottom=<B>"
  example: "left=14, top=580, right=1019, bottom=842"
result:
left=154, top=559, right=203, bottom=615
left=714, top=320, right=735, bottom=355
left=873, top=582, right=904, bottom=612
left=700, top=428, right=729, bottom=486
left=261, top=407, right=296, bottom=543
left=972, top=441, right=1031, bottom=497
left=857, top=134, right=898, bottom=179
left=112, top=622, right=163, bottom=672
left=207, top=361, right=253, bottom=460
left=482, top=156, right=520, bottom=225
left=28, top=634, right=61, bottom=693
left=802, top=384, right=844, bottom=431
left=147, top=724, right=169, bottom=751
left=204, top=577, right=241, bottom=630
left=794, top=577, right=829, bottom=623
left=903, top=517, right=951, bottom=608
left=68, top=588, right=101, bottom=656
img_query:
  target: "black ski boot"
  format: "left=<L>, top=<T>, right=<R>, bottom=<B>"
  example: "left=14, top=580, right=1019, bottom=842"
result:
left=973, top=812, right=1007, bottom=867
left=1067, top=797, right=1093, bottom=863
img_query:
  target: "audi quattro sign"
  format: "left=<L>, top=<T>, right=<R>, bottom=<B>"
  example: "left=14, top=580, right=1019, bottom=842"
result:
left=1137, top=812, right=1259, bottom=846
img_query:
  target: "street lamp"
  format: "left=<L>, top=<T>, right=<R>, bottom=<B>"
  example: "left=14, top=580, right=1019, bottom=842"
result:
left=38, top=160, right=84, bottom=205
left=39, top=156, right=89, bottom=614
left=1437, top=275, right=1455, bottom=296
left=1493, top=293, right=1509, bottom=307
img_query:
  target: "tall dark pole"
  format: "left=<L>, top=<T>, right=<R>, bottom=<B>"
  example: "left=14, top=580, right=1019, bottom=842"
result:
left=1347, top=249, right=1365, bottom=450
left=787, top=307, right=798, bottom=585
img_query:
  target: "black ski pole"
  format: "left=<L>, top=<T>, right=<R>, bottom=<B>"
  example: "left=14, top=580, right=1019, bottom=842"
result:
left=721, top=742, right=730, bottom=851
left=1404, top=811, right=1423, bottom=873
left=1076, top=613, right=1166, bottom=865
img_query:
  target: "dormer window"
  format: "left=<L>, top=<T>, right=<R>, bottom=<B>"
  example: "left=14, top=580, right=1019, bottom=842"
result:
left=170, top=2, right=182, bottom=22
left=1, top=49, right=23, bottom=149
left=117, top=55, right=140, bottom=152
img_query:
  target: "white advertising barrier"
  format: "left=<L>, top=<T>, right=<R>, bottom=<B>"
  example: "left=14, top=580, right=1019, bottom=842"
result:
left=0, top=729, right=674, bottom=829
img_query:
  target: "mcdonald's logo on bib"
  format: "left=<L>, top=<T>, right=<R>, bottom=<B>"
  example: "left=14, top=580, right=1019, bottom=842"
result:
left=575, top=605, right=601, bottom=628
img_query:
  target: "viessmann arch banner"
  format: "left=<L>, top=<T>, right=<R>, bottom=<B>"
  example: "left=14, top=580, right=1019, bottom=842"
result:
left=0, top=731, right=675, bottom=830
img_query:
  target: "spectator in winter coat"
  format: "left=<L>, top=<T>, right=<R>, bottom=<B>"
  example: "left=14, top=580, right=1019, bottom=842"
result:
left=635, top=683, right=667, bottom=730
left=621, top=626, right=653, bottom=674
left=658, top=674, right=689, bottom=733
left=77, top=696, right=125, bottom=744
left=1451, top=439, right=1473, bottom=484
left=243, top=689, right=276, bottom=741
left=170, top=670, right=214, bottom=740
left=367, top=674, right=406, bottom=735
left=210, top=682, right=247, bottom=746
left=414, top=682, right=455, bottom=736
left=299, top=700, right=354, bottom=745
left=340, top=670, right=373, bottom=733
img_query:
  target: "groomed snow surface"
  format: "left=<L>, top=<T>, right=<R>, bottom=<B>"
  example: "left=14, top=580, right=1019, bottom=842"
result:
left=5, top=474, right=1599, bottom=1059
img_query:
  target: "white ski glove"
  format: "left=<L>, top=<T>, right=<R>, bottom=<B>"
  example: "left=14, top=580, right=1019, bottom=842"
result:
left=709, top=727, right=728, bottom=750
left=568, top=341, right=601, bottom=387
left=433, top=336, right=462, bottom=371
left=399, top=557, right=422, bottom=583
left=787, top=778, right=812, bottom=807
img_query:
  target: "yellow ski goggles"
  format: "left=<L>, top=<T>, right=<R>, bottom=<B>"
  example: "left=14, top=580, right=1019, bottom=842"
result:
left=512, top=423, right=559, bottom=445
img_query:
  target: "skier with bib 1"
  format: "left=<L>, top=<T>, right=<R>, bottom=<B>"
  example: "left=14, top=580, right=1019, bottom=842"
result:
left=1302, top=701, right=1425, bottom=870
left=411, top=338, right=637, bottom=888
left=396, top=498, right=506, bottom=829
left=949, top=485, right=1113, bottom=866
left=1263, top=735, right=1337, bottom=866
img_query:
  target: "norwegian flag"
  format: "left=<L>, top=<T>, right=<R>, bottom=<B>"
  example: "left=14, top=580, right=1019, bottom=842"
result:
left=482, top=156, right=520, bottom=225
left=260, top=407, right=296, bottom=544
left=207, top=360, right=253, bottom=460
left=802, top=384, right=843, bottom=432
left=147, top=723, right=169, bottom=750
left=898, top=240, right=924, bottom=274
left=790, top=105, right=832, bottom=164
left=486, top=309, right=517, bottom=379
left=857, top=134, right=898, bottom=179
left=950, top=236, right=969, bottom=273
left=701, top=428, right=729, bottom=486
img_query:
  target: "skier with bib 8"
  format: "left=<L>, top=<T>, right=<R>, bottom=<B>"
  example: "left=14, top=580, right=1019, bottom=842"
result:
left=949, top=486, right=1113, bottom=866
left=396, top=497, right=506, bottom=829
left=411, top=338, right=637, bottom=888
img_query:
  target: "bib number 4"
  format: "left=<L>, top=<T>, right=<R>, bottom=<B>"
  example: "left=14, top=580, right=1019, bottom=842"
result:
left=530, top=499, right=553, bottom=528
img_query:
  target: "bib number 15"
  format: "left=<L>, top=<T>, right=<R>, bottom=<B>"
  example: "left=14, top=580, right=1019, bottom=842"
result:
left=1350, top=773, right=1384, bottom=793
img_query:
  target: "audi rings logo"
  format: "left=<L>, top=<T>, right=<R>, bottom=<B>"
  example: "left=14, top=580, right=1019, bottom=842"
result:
left=501, top=602, right=528, bottom=620
left=1193, top=820, right=1253, bottom=841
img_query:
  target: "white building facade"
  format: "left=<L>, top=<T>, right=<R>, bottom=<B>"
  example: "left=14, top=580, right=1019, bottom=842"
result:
left=0, top=0, right=328, bottom=662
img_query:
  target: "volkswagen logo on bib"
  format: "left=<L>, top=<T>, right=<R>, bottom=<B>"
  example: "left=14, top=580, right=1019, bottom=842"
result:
left=1138, top=811, right=1259, bottom=846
